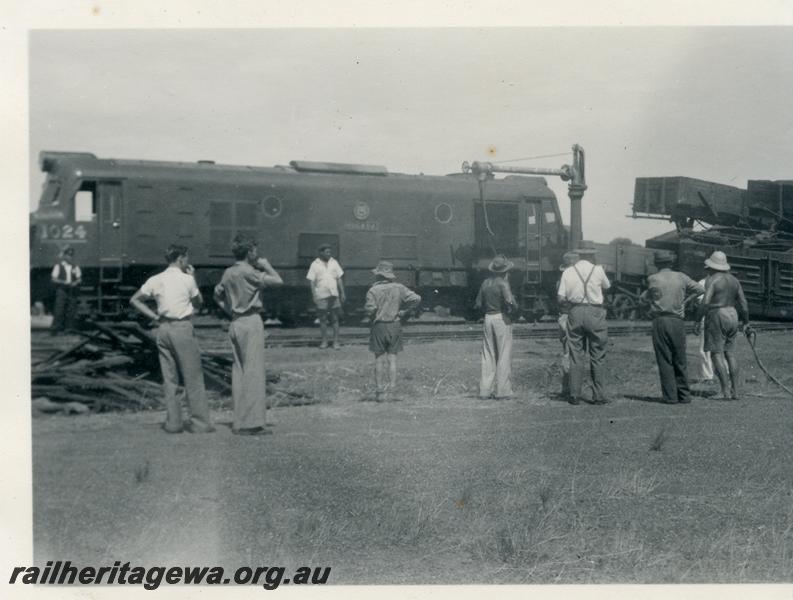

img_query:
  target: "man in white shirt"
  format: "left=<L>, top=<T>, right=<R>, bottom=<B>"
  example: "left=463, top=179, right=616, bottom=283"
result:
left=130, top=244, right=214, bottom=434
left=306, top=243, right=346, bottom=349
left=50, top=245, right=82, bottom=335
left=557, top=240, right=612, bottom=405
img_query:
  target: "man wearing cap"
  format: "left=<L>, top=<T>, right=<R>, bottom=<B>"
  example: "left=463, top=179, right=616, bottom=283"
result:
left=130, top=244, right=214, bottom=434
left=306, top=244, right=345, bottom=349
left=364, top=261, right=421, bottom=402
left=695, top=250, right=749, bottom=400
left=556, top=251, right=579, bottom=398
left=214, top=235, right=283, bottom=435
left=640, top=251, right=704, bottom=404
left=475, top=255, right=518, bottom=399
left=50, top=245, right=82, bottom=335
left=557, top=241, right=611, bottom=405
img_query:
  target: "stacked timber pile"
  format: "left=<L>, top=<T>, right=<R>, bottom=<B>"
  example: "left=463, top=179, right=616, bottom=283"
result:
left=32, top=321, right=314, bottom=415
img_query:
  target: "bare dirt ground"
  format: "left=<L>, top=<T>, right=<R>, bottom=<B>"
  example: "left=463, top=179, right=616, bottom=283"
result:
left=32, top=328, right=793, bottom=584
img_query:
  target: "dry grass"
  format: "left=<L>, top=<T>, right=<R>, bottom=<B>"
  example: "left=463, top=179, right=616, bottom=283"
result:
left=32, top=330, right=793, bottom=583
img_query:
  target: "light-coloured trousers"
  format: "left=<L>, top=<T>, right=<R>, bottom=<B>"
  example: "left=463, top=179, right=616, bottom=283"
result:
left=479, top=313, right=513, bottom=398
left=229, top=313, right=267, bottom=430
left=155, top=320, right=211, bottom=430
left=698, top=318, right=714, bottom=380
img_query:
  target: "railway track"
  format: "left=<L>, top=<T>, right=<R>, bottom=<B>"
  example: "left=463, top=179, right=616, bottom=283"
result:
left=32, top=320, right=793, bottom=359
left=224, top=321, right=793, bottom=351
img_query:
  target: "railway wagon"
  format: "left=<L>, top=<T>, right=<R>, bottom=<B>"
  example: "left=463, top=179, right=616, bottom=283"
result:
left=647, top=231, right=793, bottom=320
left=634, top=176, right=793, bottom=320
left=29, top=152, right=569, bottom=323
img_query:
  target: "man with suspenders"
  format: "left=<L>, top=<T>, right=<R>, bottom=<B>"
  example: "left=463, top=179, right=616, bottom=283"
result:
left=556, top=241, right=612, bottom=405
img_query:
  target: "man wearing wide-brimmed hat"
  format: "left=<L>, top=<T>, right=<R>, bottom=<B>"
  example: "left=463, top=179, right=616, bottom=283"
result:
left=364, top=261, right=421, bottom=402
left=50, top=244, right=82, bottom=335
left=475, top=255, right=518, bottom=399
left=557, top=241, right=611, bottom=405
left=695, top=250, right=749, bottom=400
left=640, top=251, right=704, bottom=404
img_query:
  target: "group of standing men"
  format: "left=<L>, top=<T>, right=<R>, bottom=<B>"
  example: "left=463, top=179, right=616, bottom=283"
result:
left=130, top=238, right=283, bottom=435
left=474, top=241, right=750, bottom=406
left=128, top=237, right=421, bottom=434
left=57, top=234, right=751, bottom=434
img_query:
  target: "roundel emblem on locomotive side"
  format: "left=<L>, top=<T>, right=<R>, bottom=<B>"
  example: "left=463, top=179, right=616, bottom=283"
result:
left=434, top=202, right=453, bottom=224
left=353, top=201, right=370, bottom=221
left=262, top=196, right=283, bottom=218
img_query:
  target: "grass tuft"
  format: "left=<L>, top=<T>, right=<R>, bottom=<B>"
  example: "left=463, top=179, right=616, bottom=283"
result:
left=133, top=460, right=150, bottom=484
left=649, top=426, right=670, bottom=452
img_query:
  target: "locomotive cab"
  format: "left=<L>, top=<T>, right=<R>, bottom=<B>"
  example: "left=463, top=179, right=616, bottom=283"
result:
left=30, top=152, right=129, bottom=318
left=471, top=186, right=566, bottom=322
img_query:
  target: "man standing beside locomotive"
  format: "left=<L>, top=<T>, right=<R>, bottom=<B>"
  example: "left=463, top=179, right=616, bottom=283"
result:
left=130, top=244, right=214, bottom=434
left=695, top=251, right=750, bottom=401
left=306, top=243, right=345, bottom=349
left=364, top=261, right=421, bottom=402
left=50, top=245, right=82, bottom=335
left=640, top=251, right=704, bottom=404
left=476, top=255, right=518, bottom=400
left=557, top=241, right=612, bottom=405
left=214, top=235, right=283, bottom=435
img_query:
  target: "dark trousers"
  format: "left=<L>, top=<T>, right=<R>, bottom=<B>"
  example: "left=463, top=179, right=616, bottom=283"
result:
left=51, top=286, right=78, bottom=332
left=567, top=305, right=608, bottom=401
left=651, top=315, right=691, bottom=404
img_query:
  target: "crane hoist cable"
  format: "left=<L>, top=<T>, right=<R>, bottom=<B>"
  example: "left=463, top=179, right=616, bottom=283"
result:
left=477, top=176, right=499, bottom=257
left=745, top=327, right=793, bottom=397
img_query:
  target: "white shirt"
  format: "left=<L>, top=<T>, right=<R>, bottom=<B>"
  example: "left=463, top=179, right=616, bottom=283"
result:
left=557, top=260, right=611, bottom=305
left=137, top=266, right=200, bottom=319
left=306, top=257, right=344, bottom=300
left=51, top=261, right=81, bottom=285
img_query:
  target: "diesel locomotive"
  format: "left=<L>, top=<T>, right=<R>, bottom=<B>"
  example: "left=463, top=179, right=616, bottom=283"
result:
left=29, top=151, right=575, bottom=323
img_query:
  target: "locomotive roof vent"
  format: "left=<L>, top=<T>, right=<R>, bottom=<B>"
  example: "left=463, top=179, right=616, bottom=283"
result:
left=289, top=160, right=388, bottom=177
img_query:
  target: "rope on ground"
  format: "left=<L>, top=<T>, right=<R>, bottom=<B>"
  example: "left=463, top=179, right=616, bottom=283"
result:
left=745, top=327, right=793, bottom=397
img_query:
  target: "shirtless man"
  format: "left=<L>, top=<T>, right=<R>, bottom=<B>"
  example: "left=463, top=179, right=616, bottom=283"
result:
left=695, top=251, right=750, bottom=400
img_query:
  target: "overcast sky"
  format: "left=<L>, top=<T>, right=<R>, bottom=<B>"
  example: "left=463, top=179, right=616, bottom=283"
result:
left=29, top=27, right=793, bottom=244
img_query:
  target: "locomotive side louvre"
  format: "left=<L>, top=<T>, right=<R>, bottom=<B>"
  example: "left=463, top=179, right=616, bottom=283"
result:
left=30, top=152, right=567, bottom=321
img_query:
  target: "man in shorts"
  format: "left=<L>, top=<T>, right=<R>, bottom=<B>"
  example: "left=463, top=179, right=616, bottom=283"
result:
left=695, top=250, right=749, bottom=400
left=306, top=243, right=345, bottom=349
left=364, top=261, right=421, bottom=402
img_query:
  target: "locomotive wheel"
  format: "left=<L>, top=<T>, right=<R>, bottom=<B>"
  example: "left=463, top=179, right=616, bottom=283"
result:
left=608, top=293, right=637, bottom=321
